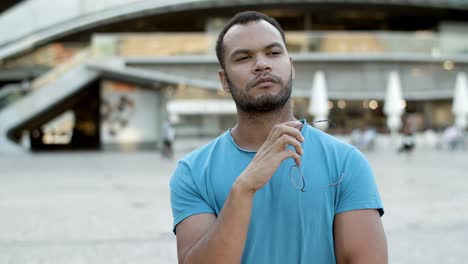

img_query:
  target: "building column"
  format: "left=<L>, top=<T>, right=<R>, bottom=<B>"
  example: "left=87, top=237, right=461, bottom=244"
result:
left=155, top=87, right=168, bottom=150
left=424, top=101, right=433, bottom=129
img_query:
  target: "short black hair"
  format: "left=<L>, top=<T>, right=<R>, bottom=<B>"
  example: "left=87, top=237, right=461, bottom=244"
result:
left=215, top=11, right=286, bottom=70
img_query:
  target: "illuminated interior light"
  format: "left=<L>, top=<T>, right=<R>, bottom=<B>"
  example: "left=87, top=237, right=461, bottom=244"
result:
left=369, top=100, right=378, bottom=110
left=337, top=100, right=346, bottom=109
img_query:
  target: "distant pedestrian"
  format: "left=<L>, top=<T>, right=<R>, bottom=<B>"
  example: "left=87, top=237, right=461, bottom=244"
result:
left=442, top=125, right=464, bottom=150
left=350, top=128, right=363, bottom=148
left=423, top=127, right=438, bottom=149
left=362, top=126, right=377, bottom=151
left=397, top=125, right=415, bottom=154
left=162, top=120, right=175, bottom=158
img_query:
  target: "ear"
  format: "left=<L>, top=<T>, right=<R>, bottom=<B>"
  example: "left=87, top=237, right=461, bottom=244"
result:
left=218, top=69, right=230, bottom=93
left=290, top=57, right=296, bottom=79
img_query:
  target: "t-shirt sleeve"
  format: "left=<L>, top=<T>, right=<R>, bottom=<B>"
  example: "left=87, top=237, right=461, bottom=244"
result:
left=335, top=147, right=384, bottom=216
left=170, top=161, right=216, bottom=234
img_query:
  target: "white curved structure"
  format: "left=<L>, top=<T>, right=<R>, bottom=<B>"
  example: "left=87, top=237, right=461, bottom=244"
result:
left=308, top=70, right=329, bottom=130
left=1, top=0, right=468, bottom=60
left=384, top=71, right=405, bottom=133
left=452, top=72, right=468, bottom=130
left=0, top=0, right=207, bottom=60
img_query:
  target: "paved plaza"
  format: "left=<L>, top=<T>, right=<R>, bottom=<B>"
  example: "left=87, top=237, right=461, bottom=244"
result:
left=0, top=139, right=467, bottom=264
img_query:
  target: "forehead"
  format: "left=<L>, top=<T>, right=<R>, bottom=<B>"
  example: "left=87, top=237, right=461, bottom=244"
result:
left=223, top=20, right=285, bottom=54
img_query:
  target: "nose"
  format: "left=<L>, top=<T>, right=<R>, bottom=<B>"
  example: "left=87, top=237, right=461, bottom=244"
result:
left=252, top=55, right=272, bottom=74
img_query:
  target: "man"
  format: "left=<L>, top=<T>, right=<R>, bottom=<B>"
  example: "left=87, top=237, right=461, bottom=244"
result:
left=170, top=11, right=387, bottom=264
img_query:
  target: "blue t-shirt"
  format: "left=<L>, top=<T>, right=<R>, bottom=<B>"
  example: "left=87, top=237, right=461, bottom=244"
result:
left=170, top=121, right=384, bottom=263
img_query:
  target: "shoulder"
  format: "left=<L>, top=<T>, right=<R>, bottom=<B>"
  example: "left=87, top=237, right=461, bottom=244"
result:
left=303, top=124, right=354, bottom=154
left=178, top=131, right=232, bottom=170
left=302, top=124, right=362, bottom=172
left=170, top=132, right=229, bottom=187
left=170, top=131, right=235, bottom=200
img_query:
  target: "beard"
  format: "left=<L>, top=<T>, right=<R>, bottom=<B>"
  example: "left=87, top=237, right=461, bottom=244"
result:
left=226, top=70, right=293, bottom=113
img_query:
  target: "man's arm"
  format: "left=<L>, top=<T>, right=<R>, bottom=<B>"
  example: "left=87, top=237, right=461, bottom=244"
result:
left=334, top=209, right=388, bottom=264
left=174, top=121, right=304, bottom=264
left=175, top=182, right=254, bottom=264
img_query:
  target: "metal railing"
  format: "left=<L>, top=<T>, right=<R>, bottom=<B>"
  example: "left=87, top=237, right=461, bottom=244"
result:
left=91, top=31, right=468, bottom=57
left=0, top=83, right=29, bottom=110
left=0, top=49, right=91, bottom=111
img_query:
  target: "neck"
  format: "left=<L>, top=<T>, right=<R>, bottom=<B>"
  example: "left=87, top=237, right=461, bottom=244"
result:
left=230, top=101, right=298, bottom=151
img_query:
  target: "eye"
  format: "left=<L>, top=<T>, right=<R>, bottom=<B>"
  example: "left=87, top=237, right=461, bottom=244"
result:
left=236, top=56, right=250, bottom=62
left=269, top=50, right=282, bottom=56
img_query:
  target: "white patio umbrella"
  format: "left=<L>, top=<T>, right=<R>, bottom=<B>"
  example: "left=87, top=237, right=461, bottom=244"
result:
left=308, top=71, right=329, bottom=130
left=383, top=71, right=405, bottom=134
left=452, top=72, right=468, bottom=130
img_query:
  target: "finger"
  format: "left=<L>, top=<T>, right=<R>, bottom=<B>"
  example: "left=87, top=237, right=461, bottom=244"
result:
left=281, top=120, right=303, bottom=128
left=279, top=120, right=303, bottom=132
left=279, top=149, right=301, bottom=166
left=270, top=124, right=304, bottom=144
left=273, top=134, right=303, bottom=156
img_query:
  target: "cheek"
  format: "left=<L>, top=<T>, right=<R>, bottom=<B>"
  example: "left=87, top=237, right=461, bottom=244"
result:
left=228, top=68, right=251, bottom=86
left=273, top=57, right=291, bottom=74
left=281, top=63, right=293, bottom=79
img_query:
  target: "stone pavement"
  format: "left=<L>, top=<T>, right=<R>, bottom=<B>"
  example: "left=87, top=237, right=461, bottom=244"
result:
left=0, top=140, right=467, bottom=264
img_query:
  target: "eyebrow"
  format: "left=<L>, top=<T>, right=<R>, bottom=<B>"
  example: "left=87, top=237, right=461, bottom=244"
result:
left=264, top=42, right=284, bottom=50
left=229, top=42, right=285, bottom=60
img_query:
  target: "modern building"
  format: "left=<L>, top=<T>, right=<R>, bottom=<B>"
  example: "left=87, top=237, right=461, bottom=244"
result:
left=1, top=0, right=467, bottom=152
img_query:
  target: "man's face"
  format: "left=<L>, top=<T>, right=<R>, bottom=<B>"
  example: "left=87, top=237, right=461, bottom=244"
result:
left=219, top=20, right=295, bottom=113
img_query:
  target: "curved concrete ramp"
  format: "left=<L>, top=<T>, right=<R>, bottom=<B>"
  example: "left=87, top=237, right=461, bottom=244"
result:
left=0, top=64, right=99, bottom=153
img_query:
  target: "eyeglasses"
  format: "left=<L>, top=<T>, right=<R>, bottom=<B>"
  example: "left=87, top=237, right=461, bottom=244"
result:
left=289, top=119, right=344, bottom=192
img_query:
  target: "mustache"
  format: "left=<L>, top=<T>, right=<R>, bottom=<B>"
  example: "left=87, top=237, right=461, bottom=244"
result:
left=247, top=73, right=282, bottom=91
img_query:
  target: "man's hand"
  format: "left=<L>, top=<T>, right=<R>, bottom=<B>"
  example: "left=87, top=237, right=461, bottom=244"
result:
left=235, top=120, right=304, bottom=194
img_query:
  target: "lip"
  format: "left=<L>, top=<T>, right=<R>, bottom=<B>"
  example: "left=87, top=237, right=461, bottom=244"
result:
left=253, top=76, right=278, bottom=87
left=255, top=81, right=275, bottom=88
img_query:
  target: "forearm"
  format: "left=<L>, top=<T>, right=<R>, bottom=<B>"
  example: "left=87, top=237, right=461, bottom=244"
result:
left=183, top=182, right=254, bottom=264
